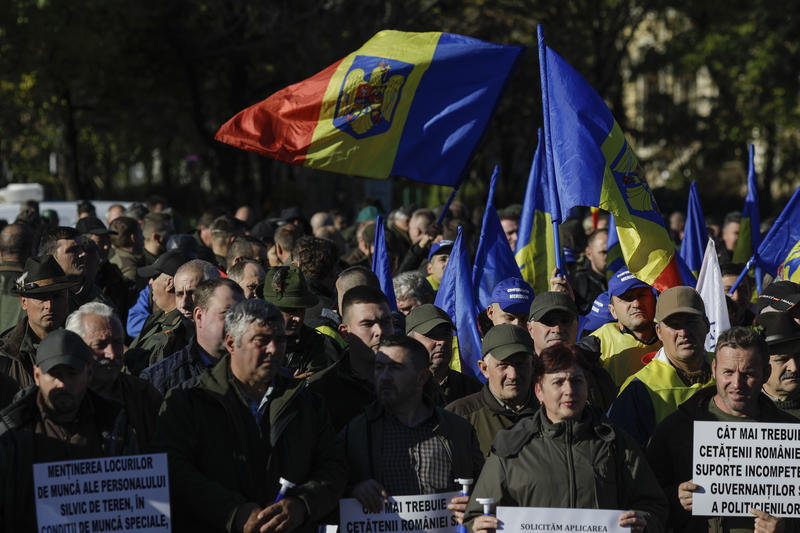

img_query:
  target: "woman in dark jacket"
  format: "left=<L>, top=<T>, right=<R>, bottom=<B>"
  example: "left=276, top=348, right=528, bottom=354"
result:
left=463, top=344, right=667, bottom=533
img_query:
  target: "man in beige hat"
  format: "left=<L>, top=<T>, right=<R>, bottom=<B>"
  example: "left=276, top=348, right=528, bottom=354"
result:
left=608, top=285, right=714, bottom=448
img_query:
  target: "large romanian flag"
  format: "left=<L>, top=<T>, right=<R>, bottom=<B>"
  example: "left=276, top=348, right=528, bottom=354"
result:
left=539, top=30, right=684, bottom=292
left=215, top=31, right=523, bottom=186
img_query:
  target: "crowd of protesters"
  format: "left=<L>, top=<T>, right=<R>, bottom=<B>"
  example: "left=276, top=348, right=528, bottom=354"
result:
left=0, top=195, right=797, bottom=533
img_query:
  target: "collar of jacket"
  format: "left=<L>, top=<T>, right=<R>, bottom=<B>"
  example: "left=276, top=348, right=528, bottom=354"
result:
left=480, top=382, right=538, bottom=417
left=197, top=354, right=304, bottom=425
left=492, top=405, right=614, bottom=458
left=677, top=385, right=795, bottom=423
left=0, top=384, right=124, bottom=435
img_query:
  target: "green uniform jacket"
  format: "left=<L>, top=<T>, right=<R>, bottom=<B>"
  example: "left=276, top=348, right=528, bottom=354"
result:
left=446, top=383, right=538, bottom=457
left=464, top=406, right=668, bottom=533
left=0, top=317, right=42, bottom=388
left=0, top=261, right=23, bottom=334
left=125, top=308, right=190, bottom=375
left=116, top=373, right=163, bottom=451
left=646, top=387, right=799, bottom=533
left=154, top=355, right=346, bottom=533
left=341, top=402, right=484, bottom=491
left=0, top=386, right=142, bottom=532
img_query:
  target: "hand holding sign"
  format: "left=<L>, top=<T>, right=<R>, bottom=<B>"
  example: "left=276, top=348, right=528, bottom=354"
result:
left=618, top=510, right=647, bottom=532
left=352, top=479, right=389, bottom=513
left=751, top=507, right=784, bottom=533
left=679, top=479, right=699, bottom=512
left=259, top=497, right=307, bottom=533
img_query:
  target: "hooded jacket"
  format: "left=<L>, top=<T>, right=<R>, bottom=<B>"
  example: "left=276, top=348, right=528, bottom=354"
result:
left=463, top=406, right=668, bottom=533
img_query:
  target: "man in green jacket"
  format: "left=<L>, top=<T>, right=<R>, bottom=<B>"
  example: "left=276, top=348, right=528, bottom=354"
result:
left=341, top=334, right=483, bottom=525
left=125, top=250, right=190, bottom=374
left=155, top=298, right=346, bottom=533
left=446, top=324, right=538, bottom=456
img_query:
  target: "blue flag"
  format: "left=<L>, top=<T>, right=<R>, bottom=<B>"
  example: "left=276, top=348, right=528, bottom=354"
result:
left=472, top=166, right=522, bottom=310
left=605, top=214, right=624, bottom=277
left=515, top=130, right=557, bottom=294
left=733, top=145, right=762, bottom=263
left=757, top=188, right=800, bottom=280
left=679, top=181, right=708, bottom=275
left=435, top=226, right=484, bottom=381
left=371, top=215, right=398, bottom=311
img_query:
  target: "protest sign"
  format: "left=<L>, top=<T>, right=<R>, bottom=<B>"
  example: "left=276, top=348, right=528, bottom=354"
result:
left=34, top=453, right=171, bottom=532
left=693, top=421, right=800, bottom=517
left=339, top=491, right=459, bottom=533
left=497, top=506, right=626, bottom=532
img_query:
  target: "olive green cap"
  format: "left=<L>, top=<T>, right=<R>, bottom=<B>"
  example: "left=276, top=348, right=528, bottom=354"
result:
left=528, top=291, right=578, bottom=322
left=260, top=265, right=318, bottom=309
left=481, top=323, right=534, bottom=361
left=405, top=304, right=454, bottom=335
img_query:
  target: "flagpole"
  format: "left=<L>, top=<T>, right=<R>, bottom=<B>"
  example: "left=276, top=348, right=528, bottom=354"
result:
left=537, top=25, right=564, bottom=275
left=436, top=185, right=460, bottom=225
left=728, top=255, right=755, bottom=295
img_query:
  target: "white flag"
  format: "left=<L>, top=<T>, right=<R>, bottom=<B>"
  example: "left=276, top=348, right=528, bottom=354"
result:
left=696, top=239, right=731, bottom=351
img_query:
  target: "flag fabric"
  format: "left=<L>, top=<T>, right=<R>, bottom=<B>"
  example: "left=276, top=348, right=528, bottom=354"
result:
left=472, top=166, right=522, bottom=309
left=679, top=181, right=708, bottom=275
left=371, top=215, right=398, bottom=311
left=435, top=227, right=484, bottom=381
left=696, top=239, right=730, bottom=352
left=605, top=213, right=625, bottom=279
left=757, top=188, right=800, bottom=281
left=733, top=144, right=762, bottom=263
left=515, top=129, right=557, bottom=294
left=215, top=31, right=523, bottom=187
left=539, top=30, right=685, bottom=291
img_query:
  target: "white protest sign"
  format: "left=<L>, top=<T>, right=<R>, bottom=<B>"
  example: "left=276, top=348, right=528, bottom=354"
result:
left=692, top=421, right=800, bottom=517
left=339, top=491, right=459, bottom=533
left=34, top=453, right=171, bottom=532
left=497, top=507, right=626, bottom=532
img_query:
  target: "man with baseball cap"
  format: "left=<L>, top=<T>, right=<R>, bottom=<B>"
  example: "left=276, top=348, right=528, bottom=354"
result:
left=0, top=255, right=79, bottom=388
left=425, top=240, right=453, bottom=292
left=586, top=268, right=661, bottom=386
left=758, top=280, right=800, bottom=318
left=447, top=324, right=538, bottom=456
left=486, top=277, right=535, bottom=327
left=406, top=304, right=481, bottom=404
left=757, top=312, right=800, bottom=418
left=125, top=250, right=190, bottom=374
left=527, top=291, right=579, bottom=354
left=0, top=328, right=139, bottom=531
left=608, top=286, right=714, bottom=448
left=261, top=265, right=338, bottom=378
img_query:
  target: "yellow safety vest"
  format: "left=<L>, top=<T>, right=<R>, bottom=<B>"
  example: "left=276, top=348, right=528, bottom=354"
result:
left=426, top=274, right=440, bottom=292
left=591, top=322, right=662, bottom=387
left=315, top=325, right=347, bottom=350
left=618, top=348, right=715, bottom=425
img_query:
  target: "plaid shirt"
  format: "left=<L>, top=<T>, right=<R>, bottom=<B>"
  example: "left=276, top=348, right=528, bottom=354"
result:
left=381, top=410, right=454, bottom=495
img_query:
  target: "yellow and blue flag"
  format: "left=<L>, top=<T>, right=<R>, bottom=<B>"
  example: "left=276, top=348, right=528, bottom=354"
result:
left=538, top=28, right=685, bottom=291
left=435, top=227, right=484, bottom=381
left=371, top=215, right=397, bottom=311
left=733, top=145, right=762, bottom=263
left=515, top=129, right=557, bottom=294
left=679, top=181, right=708, bottom=276
left=216, top=31, right=523, bottom=187
left=758, top=188, right=800, bottom=282
left=472, top=166, right=523, bottom=309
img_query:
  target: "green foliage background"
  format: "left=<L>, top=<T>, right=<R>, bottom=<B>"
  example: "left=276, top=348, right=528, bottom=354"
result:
left=1, top=0, right=797, bottom=219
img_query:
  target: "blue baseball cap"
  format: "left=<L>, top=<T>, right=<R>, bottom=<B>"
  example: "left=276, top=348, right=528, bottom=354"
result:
left=563, top=246, right=577, bottom=264
left=608, top=268, right=650, bottom=297
left=428, top=240, right=454, bottom=262
left=491, top=277, right=535, bottom=314
left=581, top=291, right=614, bottom=333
